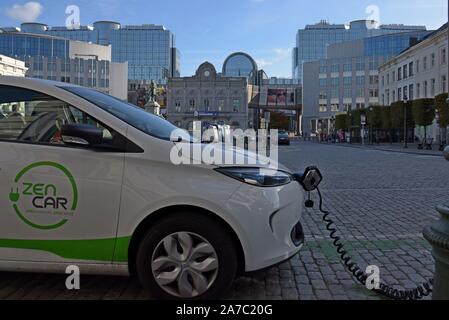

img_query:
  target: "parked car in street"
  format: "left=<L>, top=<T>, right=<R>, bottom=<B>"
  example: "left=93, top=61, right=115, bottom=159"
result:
left=0, top=77, right=309, bottom=300
left=278, top=130, right=291, bottom=146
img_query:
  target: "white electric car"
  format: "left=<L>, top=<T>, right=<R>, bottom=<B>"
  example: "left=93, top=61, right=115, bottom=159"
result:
left=0, top=77, right=315, bottom=299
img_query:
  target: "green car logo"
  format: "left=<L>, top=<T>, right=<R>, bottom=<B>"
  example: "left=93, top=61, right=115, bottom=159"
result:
left=9, top=162, right=78, bottom=230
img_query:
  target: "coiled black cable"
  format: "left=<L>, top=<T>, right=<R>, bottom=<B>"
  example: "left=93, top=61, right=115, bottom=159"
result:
left=315, top=187, right=433, bottom=300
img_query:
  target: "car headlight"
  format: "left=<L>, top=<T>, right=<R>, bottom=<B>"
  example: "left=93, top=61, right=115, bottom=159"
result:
left=215, top=167, right=292, bottom=187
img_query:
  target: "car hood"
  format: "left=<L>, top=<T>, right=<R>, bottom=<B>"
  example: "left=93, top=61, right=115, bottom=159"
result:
left=174, top=142, right=290, bottom=172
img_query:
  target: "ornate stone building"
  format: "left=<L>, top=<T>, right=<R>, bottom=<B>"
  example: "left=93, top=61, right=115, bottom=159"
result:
left=166, top=62, right=254, bottom=131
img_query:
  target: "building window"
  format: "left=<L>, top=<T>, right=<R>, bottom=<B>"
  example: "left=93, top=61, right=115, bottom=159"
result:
left=319, top=91, right=327, bottom=99
left=356, top=103, right=365, bottom=110
left=175, top=100, right=182, bottom=113
left=319, top=104, right=327, bottom=112
left=386, top=73, right=390, bottom=85
left=431, top=53, right=435, bottom=67
left=392, top=90, right=396, bottom=102
left=356, top=76, right=365, bottom=85
left=34, top=60, right=43, bottom=71
left=217, top=99, right=225, bottom=112
left=331, top=88, right=339, bottom=99
left=416, top=59, right=420, bottom=73
left=319, top=79, right=327, bottom=87
left=397, top=67, right=402, bottom=81
left=409, top=84, right=414, bottom=100
left=431, top=78, right=436, bottom=96
left=369, top=75, right=378, bottom=85
left=423, top=56, right=427, bottom=70
left=442, top=48, right=447, bottom=65
left=331, top=64, right=339, bottom=73
left=356, top=87, right=364, bottom=98
left=442, top=76, right=447, bottom=93
left=330, top=104, right=339, bottom=112
left=343, top=63, right=352, bottom=72
left=403, top=86, right=408, bottom=100
left=398, top=87, right=402, bottom=100
left=232, top=99, right=240, bottom=112
left=189, top=99, right=195, bottom=112
left=319, top=65, right=327, bottom=74
left=343, top=77, right=352, bottom=85
left=369, top=89, right=379, bottom=98
left=47, top=62, right=57, bottom=72
left=356, top=59, right=365, bottom=71
left=423, top=81, right=428, bottom=97
left=409, top=62, right=414, bottom=77
left=403, top=65, right=407, bottom=79
left=416, top=83, right=420, bottom=98
left=392, top=71, right=396, bottom=83
left=204, top=99, right=210, bottom=111
left=344, top=87, right=352, bottom=98
left=343, top=103, right=352, bottom=112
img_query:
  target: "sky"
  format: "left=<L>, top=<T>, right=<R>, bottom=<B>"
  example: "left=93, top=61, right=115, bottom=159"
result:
left=0, top=0, right=447, bottom=77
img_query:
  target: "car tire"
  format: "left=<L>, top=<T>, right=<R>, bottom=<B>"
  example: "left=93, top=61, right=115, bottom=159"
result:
left=136, top=212, right=238, bottom=300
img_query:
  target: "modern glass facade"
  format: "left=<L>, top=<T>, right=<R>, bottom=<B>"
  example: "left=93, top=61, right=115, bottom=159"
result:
left=223, top=52, right=258, bottom=78
left=42, top=22, right=179, bottom=84
left=0, top=31, right=128, bottom=99
left=0, top=33, right=69, bottom=60
left=302, top=30, right=431, bottom=135
left=293, top=20, right=427, bottom=82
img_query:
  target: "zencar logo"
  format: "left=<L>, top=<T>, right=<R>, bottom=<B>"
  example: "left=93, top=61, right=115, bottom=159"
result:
left=9, top=162, right=78, bottom=230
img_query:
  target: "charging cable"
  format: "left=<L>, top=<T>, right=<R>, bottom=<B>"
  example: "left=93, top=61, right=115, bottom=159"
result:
left=315, top=187, right=434, bottom=300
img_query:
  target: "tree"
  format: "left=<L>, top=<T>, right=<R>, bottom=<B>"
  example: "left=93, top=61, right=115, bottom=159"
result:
left=380, top=106, right=392, bottom=143
left=269, top=112, right=290, bottom=130
left=366, top=106, right=383, bottom=143
left=367, top=106, right=382, bottom=129
left=412, top=98, right=436, bottom=141
left=390, top=101, right=404, bottom=129
left=435, top=93, right=449, bottom=144
left=335, top=113, right=349, bottom=131
left=380, top=106, right=391, bottom=131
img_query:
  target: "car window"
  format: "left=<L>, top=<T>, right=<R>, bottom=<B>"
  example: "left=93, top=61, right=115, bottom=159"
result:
left=61, top=86, right=191, bottom=142
left=0, top=85, right=114, bottom=145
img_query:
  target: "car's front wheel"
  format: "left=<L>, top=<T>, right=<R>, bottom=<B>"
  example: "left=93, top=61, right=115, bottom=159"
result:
left=136, top=212, right=238, bottom=300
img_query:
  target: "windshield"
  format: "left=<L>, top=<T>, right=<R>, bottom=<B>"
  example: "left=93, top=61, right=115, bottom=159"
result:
left=61, top=86, right=191, bottom=142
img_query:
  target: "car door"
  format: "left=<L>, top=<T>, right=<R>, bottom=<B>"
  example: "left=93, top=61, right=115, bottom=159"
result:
left=0, top=84, right=125, bottom=264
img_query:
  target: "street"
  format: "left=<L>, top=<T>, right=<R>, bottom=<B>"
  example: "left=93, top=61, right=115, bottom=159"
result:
left=0, top=141, right=447, bottom=300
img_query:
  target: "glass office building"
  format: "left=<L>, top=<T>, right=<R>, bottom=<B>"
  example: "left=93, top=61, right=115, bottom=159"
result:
left=223, top=52, right=258, bottom=78
left=0, top=32, right=69, bottom=60
left=302, top=30, right=431, bottom=136
left=30, top=21, right=181, bottom=84
left=0, top=30, right=128, bottom=100
left=293, top=19, right=427, bottom=82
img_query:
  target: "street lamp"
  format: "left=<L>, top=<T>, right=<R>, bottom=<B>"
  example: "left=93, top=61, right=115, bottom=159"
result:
left=435, top=108, right=445, bottom=152
left=348, top=112, right=353, bottom=144
left=368, top=106, right=374, bottom=145
left=404, top=98, right=408, bottom=149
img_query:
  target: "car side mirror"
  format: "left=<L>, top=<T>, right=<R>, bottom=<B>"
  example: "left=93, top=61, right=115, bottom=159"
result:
left=444, top=146, right=449, bottom=161
left=61, top=124, right=103, bottom=147
left=294, top=166, right=323, bottom=192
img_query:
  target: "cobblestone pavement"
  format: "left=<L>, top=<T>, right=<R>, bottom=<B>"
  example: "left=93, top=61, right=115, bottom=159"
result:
left=1, top=142, right=448, bottom=300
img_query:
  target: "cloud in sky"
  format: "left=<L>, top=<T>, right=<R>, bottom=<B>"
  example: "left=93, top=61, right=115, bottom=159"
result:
left=255, top=48, right=291, bottom=71
left=6, top=1, right=43, bottom=22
